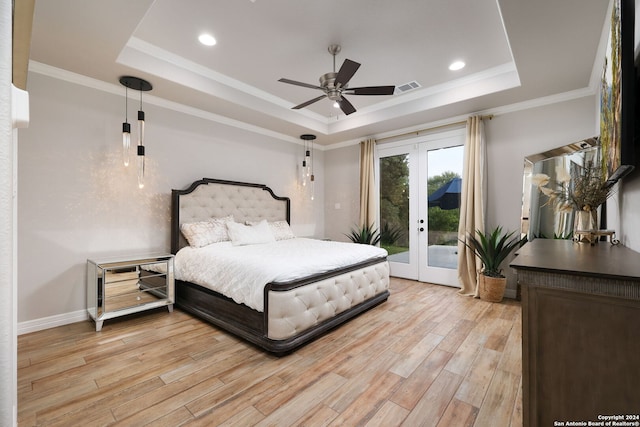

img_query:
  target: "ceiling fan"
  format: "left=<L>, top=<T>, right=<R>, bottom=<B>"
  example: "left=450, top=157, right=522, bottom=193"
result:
left=278, top=44, right=395, bottom=115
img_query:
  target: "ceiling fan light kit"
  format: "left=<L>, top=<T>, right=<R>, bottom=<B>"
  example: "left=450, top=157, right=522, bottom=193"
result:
left=279, top=44, right=395, bottom=115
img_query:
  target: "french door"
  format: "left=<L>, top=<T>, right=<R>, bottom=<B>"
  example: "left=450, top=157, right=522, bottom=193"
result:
left=376, top=129, right=464, bottom=286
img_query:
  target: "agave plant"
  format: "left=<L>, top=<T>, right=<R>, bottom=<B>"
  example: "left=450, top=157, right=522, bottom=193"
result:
left=380, top=222, right=404, bottom=246
left=460, top=226, right=527, bottom=278
left=345, top=223, right=381, bottom=245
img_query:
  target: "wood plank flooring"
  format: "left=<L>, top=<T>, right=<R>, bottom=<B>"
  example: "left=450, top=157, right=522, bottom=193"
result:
left=18, top=278, right=522, bottom=426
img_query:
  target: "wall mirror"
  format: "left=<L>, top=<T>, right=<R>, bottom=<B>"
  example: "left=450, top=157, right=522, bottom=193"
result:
left=521, top=137, right=600, bottom=241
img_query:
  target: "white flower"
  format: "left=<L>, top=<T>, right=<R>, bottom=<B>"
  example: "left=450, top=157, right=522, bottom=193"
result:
left=531, top=173, right=550, bottom=187
left=540, top=187, right=555, bottom=196
left=555, top=165, right=571, bottom=184
left=557, top=202, right=573, bottom=213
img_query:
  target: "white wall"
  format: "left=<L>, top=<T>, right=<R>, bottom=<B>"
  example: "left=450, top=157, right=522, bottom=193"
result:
left=17, top=72, right=324, bottom=329
left=619, top=174, right=640, bottom=249
left=323, top=95, right=599, bottom=294
left=324, top=144, right=361, bottom=242
left=1, top=0, right=17, bottom=423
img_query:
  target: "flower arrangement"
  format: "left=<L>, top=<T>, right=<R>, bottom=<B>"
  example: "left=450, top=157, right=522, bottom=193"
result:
left=532, top=161, right=612, bottom=213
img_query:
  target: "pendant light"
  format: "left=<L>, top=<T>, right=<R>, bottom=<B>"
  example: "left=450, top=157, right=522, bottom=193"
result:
left=119, top=76, right=152, bottom=188
left=121, top=85, right=131, bottom=167
left=300, top=134, right=316, bottom=199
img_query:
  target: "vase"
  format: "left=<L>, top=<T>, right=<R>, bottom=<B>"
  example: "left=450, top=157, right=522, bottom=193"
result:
left=573, top=209, right=598, bottom=243
left=573, top=209, right=598, bottom=232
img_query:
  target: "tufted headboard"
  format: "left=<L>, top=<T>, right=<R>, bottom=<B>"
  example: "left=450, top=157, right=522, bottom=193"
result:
left=171, top=178, right=291, bottom=254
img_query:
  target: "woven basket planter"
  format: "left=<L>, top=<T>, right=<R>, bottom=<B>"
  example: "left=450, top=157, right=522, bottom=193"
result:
left=478, top=274, right=507, bottom=303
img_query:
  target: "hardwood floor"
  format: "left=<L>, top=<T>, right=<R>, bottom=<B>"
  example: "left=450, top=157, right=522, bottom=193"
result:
left=18, top=278, right=522, bottom=426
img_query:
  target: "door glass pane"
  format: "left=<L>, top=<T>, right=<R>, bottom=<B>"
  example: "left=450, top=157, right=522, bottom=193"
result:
left=427, top=146, right=463, bottom=268
left=379, top=154, right=410, bottom=264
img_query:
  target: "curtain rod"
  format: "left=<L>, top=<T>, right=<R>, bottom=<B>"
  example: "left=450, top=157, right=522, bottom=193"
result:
left=375, top=114, right=493, bottom=144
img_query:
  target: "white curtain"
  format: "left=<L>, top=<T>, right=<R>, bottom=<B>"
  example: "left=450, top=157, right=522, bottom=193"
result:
left=359, top=138, right=377, bottom=228
left=457, top=116, right=487, bottom=296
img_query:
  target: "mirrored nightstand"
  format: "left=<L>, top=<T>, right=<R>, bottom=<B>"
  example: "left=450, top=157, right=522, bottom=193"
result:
left=87, top=254, right=174, bottom=331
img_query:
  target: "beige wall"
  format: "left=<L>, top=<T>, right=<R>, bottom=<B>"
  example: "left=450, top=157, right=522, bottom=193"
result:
left=17, top=72, right=324, bottom=329
left=323, top=144, right=360, bottom=242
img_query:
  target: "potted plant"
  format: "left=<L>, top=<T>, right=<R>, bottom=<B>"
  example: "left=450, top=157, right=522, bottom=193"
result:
left=345, top=223, right=381, bottom=245
left=460, top=226, right=527, bottom=302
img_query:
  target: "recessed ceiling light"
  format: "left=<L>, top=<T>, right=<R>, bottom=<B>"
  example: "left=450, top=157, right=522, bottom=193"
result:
left=198, top=34, right=217, bottom=46
left=449, top=61, right=465, bottom=71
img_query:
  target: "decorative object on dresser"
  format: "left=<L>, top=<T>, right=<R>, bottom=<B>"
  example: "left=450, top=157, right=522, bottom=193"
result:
left=171, top=178, right=390, bottom=355
left=532, top=159, right=615, bottom=242
left=521, top=137, right=599, bottom=241
left=87, top=254, right=174, bottom=331
left=511, top=239, right=640, bottom=427
left=459, top=226, right=526, bottom=302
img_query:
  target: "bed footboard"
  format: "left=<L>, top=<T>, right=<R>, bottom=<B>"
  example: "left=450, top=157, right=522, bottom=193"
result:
left=267, top=260, right=390, bottom=340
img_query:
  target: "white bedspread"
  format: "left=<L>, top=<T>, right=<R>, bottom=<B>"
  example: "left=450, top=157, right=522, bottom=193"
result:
left=174, top=238, right=387, bottom=312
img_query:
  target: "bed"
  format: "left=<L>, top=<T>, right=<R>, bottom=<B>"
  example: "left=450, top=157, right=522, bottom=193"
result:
left=170, top=178, right=390, bottom=355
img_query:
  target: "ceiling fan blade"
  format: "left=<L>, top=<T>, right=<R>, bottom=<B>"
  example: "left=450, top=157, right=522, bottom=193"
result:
left=278, top=78, right=323, bottom=91
left=338, top=96, right=356, bottom=115
left=335, top=59, right=361, bottom=88
left=346, top=85, right=396, bottom=95
left=292, top=94, right=327, bottom=109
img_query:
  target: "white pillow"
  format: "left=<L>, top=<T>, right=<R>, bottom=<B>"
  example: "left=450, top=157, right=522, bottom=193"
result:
left=180, top=215, right=234, bottom=247
left=247, top=220, right=295, bottom=241
left=271, top=220, right=295, bottom=240
left=227, top=219, right=276, bottom=246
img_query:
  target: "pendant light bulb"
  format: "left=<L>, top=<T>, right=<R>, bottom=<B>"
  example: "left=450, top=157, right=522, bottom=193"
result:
left=301, top=160, right=307, bottom=186
left=122, top=122, right=131, bottom=166
left=137, top=145, right=145, bottom=189
left=138, top=110, right=145, bottom=146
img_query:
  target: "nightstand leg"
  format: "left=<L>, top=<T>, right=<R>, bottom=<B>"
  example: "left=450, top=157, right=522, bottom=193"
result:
left=95, top=320, right=103, bottom=332
left=167, top=304, right=173, bottom=313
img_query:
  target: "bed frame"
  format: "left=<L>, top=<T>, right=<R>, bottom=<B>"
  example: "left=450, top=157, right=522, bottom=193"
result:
left=171, top=178, right=390, bottom=355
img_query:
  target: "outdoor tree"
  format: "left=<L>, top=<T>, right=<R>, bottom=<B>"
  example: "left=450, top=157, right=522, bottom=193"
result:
left=379, top=155, right=409, bottom=246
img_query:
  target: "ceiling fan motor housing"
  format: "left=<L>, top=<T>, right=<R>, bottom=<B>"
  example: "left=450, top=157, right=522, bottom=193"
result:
left=320, top=72, right=344, bottom=100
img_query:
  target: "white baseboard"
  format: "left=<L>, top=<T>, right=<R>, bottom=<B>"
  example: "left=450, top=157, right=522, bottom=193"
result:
left=504, top=288, right=517, bottom=299
left=18, top=309, right=88, bottom=335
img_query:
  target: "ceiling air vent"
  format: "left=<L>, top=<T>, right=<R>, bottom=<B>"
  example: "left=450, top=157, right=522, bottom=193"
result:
left=395, top=81, right=421, bottom=94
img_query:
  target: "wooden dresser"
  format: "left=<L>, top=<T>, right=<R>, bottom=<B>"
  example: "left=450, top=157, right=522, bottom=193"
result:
left=510, top=239, right=640, bottom=427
